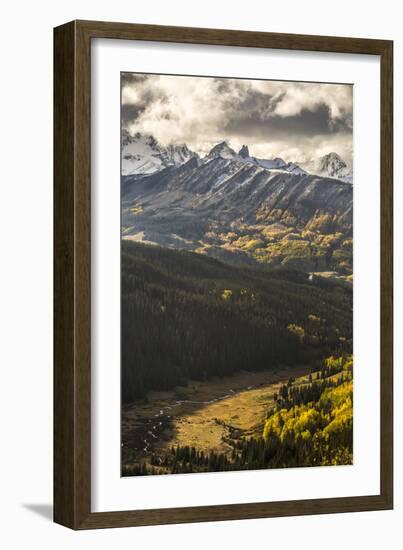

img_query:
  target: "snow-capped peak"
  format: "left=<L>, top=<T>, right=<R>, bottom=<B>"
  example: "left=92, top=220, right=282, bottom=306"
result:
left=301, top=152, right=352, bottom=183
left=205, top=141, right=237, bottom=160
left=122, top=132, right=198, bottom=175
left=317, top=152, right=347, bottom=176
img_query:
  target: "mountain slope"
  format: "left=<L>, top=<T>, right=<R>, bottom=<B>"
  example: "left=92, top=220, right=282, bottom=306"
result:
left=122, top=155, right=353, bottom=274
left=123, top=157, right=352, bottom=229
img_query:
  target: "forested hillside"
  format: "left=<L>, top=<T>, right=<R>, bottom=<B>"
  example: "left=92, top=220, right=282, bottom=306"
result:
left=122, top=241, right=352, bottom=403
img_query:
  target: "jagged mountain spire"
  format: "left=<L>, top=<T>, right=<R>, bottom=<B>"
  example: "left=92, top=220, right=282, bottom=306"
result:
left=238, top=145, right=250, bottom=158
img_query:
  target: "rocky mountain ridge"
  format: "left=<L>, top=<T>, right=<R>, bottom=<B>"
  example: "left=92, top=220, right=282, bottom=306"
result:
left=122, top=132, right=352, bottom=183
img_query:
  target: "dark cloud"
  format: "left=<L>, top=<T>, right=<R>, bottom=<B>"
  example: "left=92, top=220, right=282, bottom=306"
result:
left=121, top=73, right=150, bottom=86
left=223, top=103, right=351, bottom=140
left=121, top=104, right=146, bottom=127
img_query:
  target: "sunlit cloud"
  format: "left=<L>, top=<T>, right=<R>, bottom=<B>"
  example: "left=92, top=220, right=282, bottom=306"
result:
left=121, top=73, right=353, bottom=165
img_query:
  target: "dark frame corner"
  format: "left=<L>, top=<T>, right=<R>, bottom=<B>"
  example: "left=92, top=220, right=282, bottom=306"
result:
left=54, top=20, right=393, bottom=530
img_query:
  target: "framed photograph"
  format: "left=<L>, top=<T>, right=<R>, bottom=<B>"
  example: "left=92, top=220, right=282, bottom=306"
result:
left=54, top=20, right=393, bottom=529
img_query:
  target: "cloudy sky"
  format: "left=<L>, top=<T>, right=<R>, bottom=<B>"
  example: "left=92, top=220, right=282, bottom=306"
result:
left=121, top=73, right=353, bottom=165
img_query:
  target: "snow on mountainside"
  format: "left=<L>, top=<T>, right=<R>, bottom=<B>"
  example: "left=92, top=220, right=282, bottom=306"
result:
left=122, top=131, right=199, bottom=175
left=122, top=134, right=351, bottom=183
left=255, top=157, right=307, bottom=175
left=301, top=153, right=353, bottom=183
left=121, top=155, right=352, bottom=262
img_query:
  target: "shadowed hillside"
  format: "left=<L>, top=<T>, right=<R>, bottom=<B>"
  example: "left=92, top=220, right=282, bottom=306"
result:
left=122, top=241, right=352, bottom=403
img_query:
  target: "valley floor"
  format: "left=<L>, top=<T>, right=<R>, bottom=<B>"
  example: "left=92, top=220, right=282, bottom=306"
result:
left=122, top=365, right=312, bottom=474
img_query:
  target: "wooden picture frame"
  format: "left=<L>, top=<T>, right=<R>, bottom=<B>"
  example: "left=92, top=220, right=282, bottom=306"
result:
left=54, top=19, right=393, bottom=529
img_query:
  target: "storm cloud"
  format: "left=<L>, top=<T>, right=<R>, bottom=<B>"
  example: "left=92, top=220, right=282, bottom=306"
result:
left=121, top=73, right=353, bottom=165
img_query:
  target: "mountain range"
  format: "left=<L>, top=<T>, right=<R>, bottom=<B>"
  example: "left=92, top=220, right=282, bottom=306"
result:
left=122, top=133, right=353, bottom=277
left=122, top=132, right=353, bottom=183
